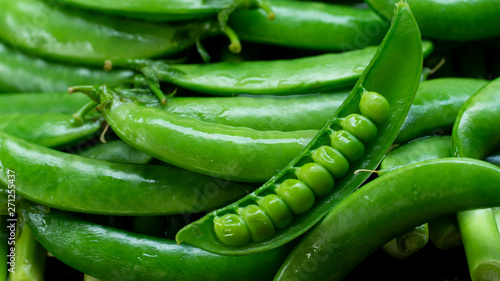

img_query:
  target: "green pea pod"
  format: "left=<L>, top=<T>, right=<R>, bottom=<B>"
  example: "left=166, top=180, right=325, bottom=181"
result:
left=9, top=209, right=46, bottom=281
left=0, top=92, right=90, bottom=115
left=0, top=113, right=101, bottom=149
left=138, top=41, right=432, bottom=96
left=0, top=0, right=222, bottom=66
left=0, top=131, right=257, bottom=215
left=396, top=78, right=488, bottom=144
left=78, top=140, right=154, bottom=165
left=175, top=1, right=422, bottom=255
left=54, top=0, right=274, bottom=22
left=23, top=202, right=290, bottom=281
left=76, top=86, right=319, bottom=183
left=274, top=158, right=500, bottom=281
left=166, top=90, right=349, bottom=131
left=228, top=0, right=388, bottom=51
left=365, top=0, right=500, bottom=41
left=453, top=76, right=500, bottom=280
left=0, top=43, right=133, bottom=93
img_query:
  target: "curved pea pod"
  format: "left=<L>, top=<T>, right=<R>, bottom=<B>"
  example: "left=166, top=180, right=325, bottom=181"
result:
left=452, top=76, right=500, bottom=280
left=0, top=43, right=133, bottom=93
left=0, top=131, right=258, bottom=215
left=23, top=202, right=290, bottom=281
left=396, top=78, right=488, bottom=144
left=175, top=1, right=423, bottom=255
left=365, top=0, right=500, bottom=41
left=76, top=86, right=318, bottom=183
left=54, top=0, right=275, bottom=22
left=453, top=76, right=500, bottom=159
left=0, top=0, right=221, bottom=66
left=274, top=158, right=500, bottom=281
left=138, top=41, right=432, bottom=96
left=228, top=0, right=388, bottom=51
left=0, top=113, right=102, bottom=149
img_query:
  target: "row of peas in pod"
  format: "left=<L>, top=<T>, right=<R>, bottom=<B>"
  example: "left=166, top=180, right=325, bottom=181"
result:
left=1, top=0, right=500, bottom=280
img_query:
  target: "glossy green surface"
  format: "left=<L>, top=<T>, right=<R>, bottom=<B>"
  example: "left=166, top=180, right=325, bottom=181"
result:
left=275, top=158, right=500, bottom=281
left=380, top=135, right=452, bottom=173
left=340, top=114, right=377, bottom=143
left=0, top=131, right=257, bottom=215
left=359, top=91, right=390, bottom=123
left=237, top=205, right=275, bottom=242
left=143, top=41, right=432, bottom=96
left=78, top=139, right=153, bottom=165
left=165, top=90, right=350, bottom=131
left=176, top=2, right=423, bottom=255
left=24, top=203, right=290, bottom=281
left=365, top=0, right=500, bottom=40
left=453, top=77, right=500, bottom=159
left=0, top=0, right=211, bottom=66
left=275, top=179, right=315, bottom=215
left=0, top=43, right=132, bottom=93
left=258, top=194, right=292, bottom=229
left=396, top=78, right=488, bottom=144
left=0, top=113, right=101, bottom=148
left=0, top=92, right=89, bottom=115
left=214, top=214, right=251, bottom=247
left=85, top=86, right=318, bottom=183
left=330, top=130, right=365, bottom=162
left=55, top=0, right=228, bottom=21
left=229, top=0, right=388, bottom=50
left=295, top=163, right=334, bottom=197
left=311, top=146, right=350, bottom=178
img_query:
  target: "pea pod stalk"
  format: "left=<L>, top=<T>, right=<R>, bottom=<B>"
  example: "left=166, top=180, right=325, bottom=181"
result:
left=175, top=0, right=423, bottom=255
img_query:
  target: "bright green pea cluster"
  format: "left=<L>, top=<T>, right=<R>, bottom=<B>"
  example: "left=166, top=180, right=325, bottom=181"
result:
left=213, top=91, right=389, bottom=246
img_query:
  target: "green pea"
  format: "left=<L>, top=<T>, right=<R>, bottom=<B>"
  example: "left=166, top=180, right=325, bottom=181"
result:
left=311, top=146, right=350, bottom=178
left=237, top=205, right=275, bottom=242
left=359, top=91, right=390, bottom=124
left=330, top=130, right=365, bottom=162
left=295, top=163, right=334, bottom=197
left=340, top=114, right=378, bottom=143
left=258, top=194, right=293, bottom=229
left=275, top=179, right=315, bottom=215
left=214, top=214, right=251, bottom=247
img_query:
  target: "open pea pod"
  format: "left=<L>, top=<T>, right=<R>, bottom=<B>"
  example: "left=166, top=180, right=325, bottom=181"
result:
left=176, top=1, right=423, bottom=255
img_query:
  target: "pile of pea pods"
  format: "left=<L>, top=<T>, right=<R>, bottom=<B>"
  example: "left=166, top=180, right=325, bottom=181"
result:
left=1, top=0, right=500, bottom=280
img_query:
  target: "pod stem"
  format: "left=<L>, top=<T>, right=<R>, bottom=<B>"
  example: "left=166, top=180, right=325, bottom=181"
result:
left=72, top=101, right=98, bottom=125
left=196, top=38, right=212, bottom=63
left=222, top=25, right=242, bottom=54
left=256, top=0, right=275, bottom=20
left=147, top=80, right=167, bottom=106
left=428, top=215, right=462, bottom=250
left=458, top=208, right=500, bottom=280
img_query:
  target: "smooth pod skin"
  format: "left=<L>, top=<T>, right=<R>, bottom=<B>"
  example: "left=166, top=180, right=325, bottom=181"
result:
left=365, top=0, right=500, bottom=41
left=275, top=158, right=500, bottom=281
left=0, top=43, right=133, bottom=93
left=78, top=139, right=153, bottom=165
left=83, top=86, right=318, bottom=183
left=228, top=0, right=388, bottom=51
left=176, top=1, right=423, bottom=255
left=0, top=0, right=216, bottom=66
left=24, top=203, right=290, bottom=281
left=452, top=77, right=500, bottom=159
left=54, top=0, right=266, bottom=22
left=0, top=131, right=258, bottom=215
left=0, top=113, right=101, bottom=149
left=0, top=92, right=89, bottom=115
left=165, top=90, right=350, bottom=131
left=397, top=77, right=488, bottom=144
left=143, top=41, right=432, bottom=96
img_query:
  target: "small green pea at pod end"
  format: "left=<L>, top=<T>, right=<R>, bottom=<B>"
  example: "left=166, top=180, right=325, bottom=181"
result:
left=214, top=214, right=251, bottom=247
left=295, top=163, right=334, bottom=196
left=275, top=179, right=315, bottom=215
left=359, top=91, right=390, bottom=124
left=258, top=194, right=293, bottom=229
